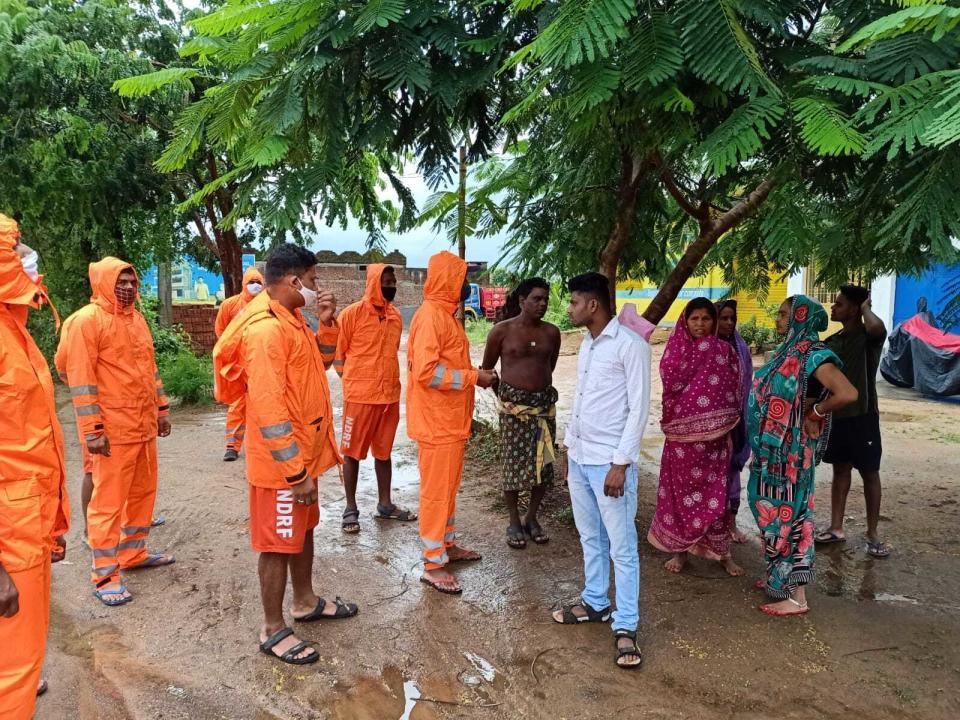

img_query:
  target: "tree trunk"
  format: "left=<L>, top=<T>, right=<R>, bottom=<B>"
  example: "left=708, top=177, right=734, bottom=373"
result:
left=642, top=174, right=778, bottom=325
left=457, top=143, right=467, bottom=325
left=598, top=148, right=647, bottom=313
left=217, top=227, right=243, bottom=298
left=157, top=260, right=173, bottom=327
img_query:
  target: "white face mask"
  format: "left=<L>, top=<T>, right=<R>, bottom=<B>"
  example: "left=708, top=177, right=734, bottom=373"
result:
left=246, top=282, right=263, bottom=296
left=20, top=250, right=39, bottom=281
left=295, top=278, right=317, bottom=308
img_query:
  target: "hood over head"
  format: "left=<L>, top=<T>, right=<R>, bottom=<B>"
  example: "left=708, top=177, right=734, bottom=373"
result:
left=363, top=263, right=393, bottom=308
left=0, top=214, right=58, bottom=325
left=241, top=266, right=265, bottom=301
left=423, top=251, right=467, bottom=311
left=89, top=257, right=138, bottom=313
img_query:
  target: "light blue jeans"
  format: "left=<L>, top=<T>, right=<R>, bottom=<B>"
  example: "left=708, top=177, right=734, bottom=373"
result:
left=567, top=458, right=640, bottom=632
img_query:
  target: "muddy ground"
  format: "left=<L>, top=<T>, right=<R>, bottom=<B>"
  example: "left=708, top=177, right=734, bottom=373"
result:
left=38, top=337, right=960, bottom=720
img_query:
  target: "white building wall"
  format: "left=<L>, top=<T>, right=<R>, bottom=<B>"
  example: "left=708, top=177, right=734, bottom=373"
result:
left=869, top=274, right=897, bottom=331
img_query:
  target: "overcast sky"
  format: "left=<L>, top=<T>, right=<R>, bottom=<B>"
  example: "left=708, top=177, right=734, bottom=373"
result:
left=303, top=168, right=510, bottom=269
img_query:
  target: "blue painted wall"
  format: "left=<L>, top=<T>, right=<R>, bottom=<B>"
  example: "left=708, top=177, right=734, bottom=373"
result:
left=894, top=263, right=960, bottom=329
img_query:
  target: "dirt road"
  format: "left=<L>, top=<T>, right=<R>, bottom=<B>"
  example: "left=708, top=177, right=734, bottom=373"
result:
left=38, top=339, right=960, bottom=719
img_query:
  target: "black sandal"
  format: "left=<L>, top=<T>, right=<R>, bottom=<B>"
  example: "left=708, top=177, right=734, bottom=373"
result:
left=293, top=596, right=359, bottom=622
left=259, top=627, right=319, bottom=665
left=523, top=521, right=549, bottom=545
left=341, top=507, right=360, bottom=534
left=554, top=600, right=611, bottom=624
left=507, top=525, right=527, bottom=549
left=614, top=629, right=643, bottom=669
left=375, top=503, right=418, bottom=522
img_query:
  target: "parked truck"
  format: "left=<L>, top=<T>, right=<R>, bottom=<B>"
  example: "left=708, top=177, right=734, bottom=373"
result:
left=464, top=283, right=508, bottom=321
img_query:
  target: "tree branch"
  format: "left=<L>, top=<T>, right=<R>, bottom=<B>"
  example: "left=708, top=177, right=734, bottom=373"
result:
left=173, top=185, right=219, bottom=257
left=713, top=174, right=779, bottom=237
left=653, top=151, right=703, bottom=220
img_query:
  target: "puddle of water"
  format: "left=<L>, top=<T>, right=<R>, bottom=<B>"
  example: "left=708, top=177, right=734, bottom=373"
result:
left=462, top=652, right=497, bottom=683
left=399, top=680, right=420, bottom=720
left=874, top=593, right=919, bottom=605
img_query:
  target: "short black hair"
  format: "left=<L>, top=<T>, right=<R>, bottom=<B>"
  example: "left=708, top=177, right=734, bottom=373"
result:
left=264, top=244, right=317, bottom=284
left=382, top=265, right=395, bottom=275
left=567, top=272, right=611, bottom=314
left=839, top=284, right=869, bottom=306
left=515, top=276, right=549, bottom=300
left=685, top=296, right=718, bottom=320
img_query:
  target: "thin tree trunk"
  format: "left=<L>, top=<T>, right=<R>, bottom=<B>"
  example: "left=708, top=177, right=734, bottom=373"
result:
left=598, top=148, right=649, bottom=313
left=157, top=261, right=173, bottom=327
left=642, top=174, right=778, bottom=325
left=457, top=143, right=467, bottom=325
left=217, top=228, right=243, bottom=298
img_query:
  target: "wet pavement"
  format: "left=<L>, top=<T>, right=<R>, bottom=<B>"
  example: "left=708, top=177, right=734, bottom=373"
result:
left=35, top=344, right=960, bottom=720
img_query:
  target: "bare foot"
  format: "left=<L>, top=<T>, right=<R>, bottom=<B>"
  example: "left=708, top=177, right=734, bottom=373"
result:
left=664, top=553, right=687, bottom=574
left=421, top=568, right=461, bottom=594
left=721, top=556, right=745, bottom=577
left=758, top=597, right=809, bottom=616
left=730, top=526, right=749, bottom=544
left=447, top=545, right=481, bottom=563
left=259, top=626, right=317, bottom=661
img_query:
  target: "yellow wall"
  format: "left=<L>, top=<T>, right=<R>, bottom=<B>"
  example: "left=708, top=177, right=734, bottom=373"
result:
left=617, top=269, right=786, bottom=328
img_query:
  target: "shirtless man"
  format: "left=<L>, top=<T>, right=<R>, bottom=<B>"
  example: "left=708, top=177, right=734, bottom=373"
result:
left=481, top=278, right=561, bottom=549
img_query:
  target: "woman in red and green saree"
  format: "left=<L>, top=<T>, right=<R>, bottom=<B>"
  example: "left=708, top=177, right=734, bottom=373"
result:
left=748, top=296, right=858, bottom=617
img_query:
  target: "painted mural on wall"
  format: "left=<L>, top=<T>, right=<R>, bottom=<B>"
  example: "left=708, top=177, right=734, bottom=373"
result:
left=140, top=254, right=258, bottom=304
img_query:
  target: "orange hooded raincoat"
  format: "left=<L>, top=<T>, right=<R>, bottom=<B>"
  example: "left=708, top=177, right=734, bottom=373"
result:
left=214, top=266, right=265, bottom=452
left=406, top=251, right=479, bottom=570
left=55, top=258, right=169, bottom=587
left=334, top=263, right=402, bottom=460
left=0, top=214, right=70, bottom=720
left=213, top=290, right=341, bottom=490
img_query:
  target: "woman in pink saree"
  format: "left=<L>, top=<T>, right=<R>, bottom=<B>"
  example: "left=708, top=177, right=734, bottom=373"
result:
left=648, top=298, right=745, bottom=576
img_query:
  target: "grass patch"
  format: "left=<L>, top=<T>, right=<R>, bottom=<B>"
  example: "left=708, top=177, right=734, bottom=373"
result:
left=465, top=318, right=493, bottom=346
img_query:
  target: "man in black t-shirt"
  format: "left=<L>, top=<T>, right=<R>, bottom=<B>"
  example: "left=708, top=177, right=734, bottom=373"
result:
left=816, top=285, right=890, bottom=558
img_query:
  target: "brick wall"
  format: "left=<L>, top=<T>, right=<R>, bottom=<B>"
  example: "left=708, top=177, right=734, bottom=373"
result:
left=173, top=304, right=218, bottom=354
left=316, top=264, right=424, bottom=309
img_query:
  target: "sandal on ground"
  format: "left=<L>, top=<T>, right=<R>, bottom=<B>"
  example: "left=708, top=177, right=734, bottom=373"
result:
left=93, top=582, right=132, bottom=607
left=259, top=627, right=319, bottom=665
left=151, top=515, right=167, bottom=527
left=866, top=540, right=891, bottom=559
left=293, top=596, right=359, bottom=622
left=420, top=574, right=462, bottom=595
left=223, top=448, right=239, bottom=462
left=523, top=521, right=549, bottom=545
left=126, top=553, right=175, bottom=570
left=448, top=547, right=482, bottom=563
left=815, top=529, right=846, bottom=545
left=759, top=597, right=809, bottom=617
left=506, top=525, right=527, bottom=549
left=553, top=600, right=611, bottom=625
left=341, top=507, right=361, bottom=534
left=375, top=503, right=417, bottom=522
left=614, top=629, right=643, bottom=669
left=37, top=679, right=48, bottom=697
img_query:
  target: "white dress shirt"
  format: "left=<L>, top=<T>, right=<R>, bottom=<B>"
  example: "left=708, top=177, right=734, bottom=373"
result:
left=564, top=317, right=651, bottom=466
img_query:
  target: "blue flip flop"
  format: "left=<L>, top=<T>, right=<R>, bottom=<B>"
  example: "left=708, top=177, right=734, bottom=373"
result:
left=126, top=553, right=175, bottom=570
left=151, top=516, right=166, bottom=527
left=94, top=583, right=132, bottom=607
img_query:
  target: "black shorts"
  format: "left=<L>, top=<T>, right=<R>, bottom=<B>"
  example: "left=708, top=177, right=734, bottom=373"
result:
left=824, top=412, right=882, bottom=472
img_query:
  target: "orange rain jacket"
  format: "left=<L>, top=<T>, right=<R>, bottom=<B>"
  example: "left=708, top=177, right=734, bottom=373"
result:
left=406, top=251, right=479, bottom=444
left=334, top=263, right=402, bottom=404
left=213, top=291, right=341, bottom=488
left=0, top=215, right=70, bottom=571
left=215, top=266, right=265, bottom=337
left=54, top=258, right=169, bottom=446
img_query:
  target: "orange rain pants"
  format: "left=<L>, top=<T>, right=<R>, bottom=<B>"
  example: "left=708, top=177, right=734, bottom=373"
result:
left=0, top=560, right=51, bottom=720
left=418, top=440, right=467, bottom=570
left=88, top=441, right=157, bottom=585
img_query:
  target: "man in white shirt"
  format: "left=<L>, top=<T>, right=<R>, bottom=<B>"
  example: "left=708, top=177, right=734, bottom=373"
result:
left=552, top=272, right=651, bottom=670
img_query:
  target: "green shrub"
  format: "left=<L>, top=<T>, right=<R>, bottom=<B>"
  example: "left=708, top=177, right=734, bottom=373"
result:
left=158, top=350, right=213, bottom=405
left=140, top=296, right=193, bottom=361
left=739, top=317, right=776, bottom=350
left=545, top=286, right=576, bottom=331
